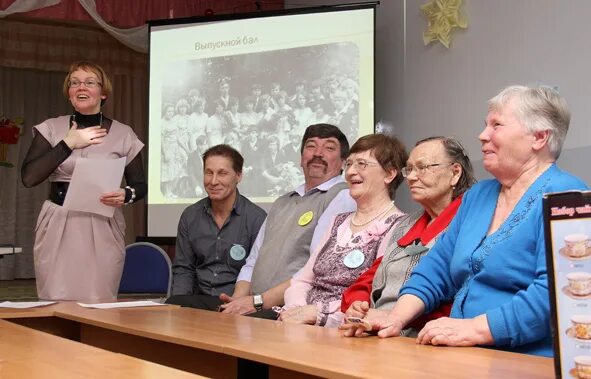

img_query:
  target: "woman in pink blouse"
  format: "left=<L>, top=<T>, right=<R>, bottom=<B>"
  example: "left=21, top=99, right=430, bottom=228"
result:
left=278, top=134, right=408, bottom=327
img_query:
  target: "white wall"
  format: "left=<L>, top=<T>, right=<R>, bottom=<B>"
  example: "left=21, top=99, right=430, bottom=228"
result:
left=286, top=0, right=591, bottom=211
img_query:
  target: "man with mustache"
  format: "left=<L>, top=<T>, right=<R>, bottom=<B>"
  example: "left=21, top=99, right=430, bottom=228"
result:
left=219, top=123, right=356, bottom=316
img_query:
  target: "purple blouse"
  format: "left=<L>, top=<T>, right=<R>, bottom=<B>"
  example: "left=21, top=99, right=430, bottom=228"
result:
left=284, top=208, right=405, bottom=327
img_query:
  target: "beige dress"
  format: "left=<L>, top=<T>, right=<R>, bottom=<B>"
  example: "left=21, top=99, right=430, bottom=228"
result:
left=33, top=116, right=143, bottom=301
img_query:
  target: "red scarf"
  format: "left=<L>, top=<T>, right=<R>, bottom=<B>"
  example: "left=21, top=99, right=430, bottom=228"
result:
left=340, top=195, right=463, bottom=314
left=398, top=195, right=463, bottom=247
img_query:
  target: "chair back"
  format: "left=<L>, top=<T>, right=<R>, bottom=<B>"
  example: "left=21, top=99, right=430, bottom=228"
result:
left=118, top=242, right=172, bottom=297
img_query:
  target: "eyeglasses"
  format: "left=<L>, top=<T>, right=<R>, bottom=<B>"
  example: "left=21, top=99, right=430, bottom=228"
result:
left=401, top=162, right=453, bottom=177
left=344, top=159, right=380, bottom=171
left=68, top=79, right=102, bottom=88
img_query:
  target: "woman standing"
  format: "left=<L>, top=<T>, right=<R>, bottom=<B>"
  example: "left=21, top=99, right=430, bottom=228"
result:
left=160, top=102, right=178, bottom=198
left=239, top=96, right=261, bottom=134
left=206, top=99, right=226, bottom=147
left=224, top=98, right=241, bottom=134
left=292, top=92, right=313, bottom=134
left=21, top=61, right=146, bottom=301
left=172, top=98, right=191, bottom=184
left=188, top=98, right=208, bottom=152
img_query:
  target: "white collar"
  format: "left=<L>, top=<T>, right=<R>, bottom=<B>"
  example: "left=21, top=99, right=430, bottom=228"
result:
left=293, top=175, right=344, bottom=197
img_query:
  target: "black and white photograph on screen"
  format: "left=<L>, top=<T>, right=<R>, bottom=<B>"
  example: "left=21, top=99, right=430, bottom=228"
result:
left=158, top=42, right=360, bottom=199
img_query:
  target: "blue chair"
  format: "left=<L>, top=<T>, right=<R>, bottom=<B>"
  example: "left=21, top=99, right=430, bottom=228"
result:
left=118, top=242, right=172, bottom=298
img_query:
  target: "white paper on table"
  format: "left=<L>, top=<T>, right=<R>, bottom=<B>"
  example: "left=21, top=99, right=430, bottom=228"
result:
left=76, top=300, right=168, bottom=309
left=0, top=301, right=57, bottom=308
left=63, top=157, right=126, bottom=218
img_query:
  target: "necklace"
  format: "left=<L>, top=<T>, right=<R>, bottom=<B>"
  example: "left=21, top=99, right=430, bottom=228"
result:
left=350, top=201, right=395, bottom=227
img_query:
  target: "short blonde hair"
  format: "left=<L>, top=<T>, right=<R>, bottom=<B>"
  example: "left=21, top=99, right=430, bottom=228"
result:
left=62, top=61, right=112, bottom=106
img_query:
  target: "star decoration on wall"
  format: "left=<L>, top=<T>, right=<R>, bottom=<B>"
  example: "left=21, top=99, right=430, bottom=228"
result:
left=421, top=0, right=468, bottom=48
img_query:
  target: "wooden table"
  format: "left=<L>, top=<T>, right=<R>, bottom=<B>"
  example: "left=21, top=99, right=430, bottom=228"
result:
left=0, top=302, right=555, bottom=379
left=0, top=318, right=204, bottom=378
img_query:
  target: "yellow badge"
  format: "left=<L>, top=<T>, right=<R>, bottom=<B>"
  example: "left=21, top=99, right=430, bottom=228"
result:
left=298, top=211, right=314, bottom=226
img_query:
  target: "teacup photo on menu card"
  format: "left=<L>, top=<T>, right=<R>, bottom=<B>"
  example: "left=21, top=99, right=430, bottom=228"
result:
left=568, top=315, right=591, bottom=341
left=564, top=234, right=590, bottom=259
left=574, top=356, right=591, bottom=379
left=565, top=272, right=591, bottom=298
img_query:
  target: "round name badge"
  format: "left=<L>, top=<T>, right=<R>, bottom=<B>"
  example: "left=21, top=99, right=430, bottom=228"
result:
left=343, top=249, right=365, bottom=269
left=298, top=211, right=314, bottom=226
left=230, top=244, right=246, bottom=261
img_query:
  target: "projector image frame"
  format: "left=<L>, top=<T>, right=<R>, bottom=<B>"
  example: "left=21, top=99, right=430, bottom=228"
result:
left=157, top=41, right=361, bottom=200
left=147, top=3, right=376, bottom=237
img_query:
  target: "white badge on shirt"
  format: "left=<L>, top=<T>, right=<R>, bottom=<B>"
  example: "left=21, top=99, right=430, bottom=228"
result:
left=230, top=244, right=246, bottom=261
left=343, top=249, right=365, bottom=269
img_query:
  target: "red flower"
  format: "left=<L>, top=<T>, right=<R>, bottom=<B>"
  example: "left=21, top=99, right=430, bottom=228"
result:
left=0, top=117, right=23, bottom=145
left=0, top=126, right=19, bottom=144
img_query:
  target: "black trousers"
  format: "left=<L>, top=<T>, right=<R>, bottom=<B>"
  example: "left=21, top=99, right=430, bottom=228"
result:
left=235, top=309, right=280, bottom=378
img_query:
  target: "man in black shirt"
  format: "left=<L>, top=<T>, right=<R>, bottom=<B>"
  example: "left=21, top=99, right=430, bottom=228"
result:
left=166, top=144, right=266, bottom=310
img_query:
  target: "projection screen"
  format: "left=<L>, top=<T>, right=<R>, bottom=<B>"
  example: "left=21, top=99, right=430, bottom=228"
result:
left=148, top=4, right=375, bottom=236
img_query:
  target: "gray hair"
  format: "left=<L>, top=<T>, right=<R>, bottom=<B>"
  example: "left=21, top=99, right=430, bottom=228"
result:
left=488, top=85, right=570, bottom=159
left=415, top=136, right=476, bottom=199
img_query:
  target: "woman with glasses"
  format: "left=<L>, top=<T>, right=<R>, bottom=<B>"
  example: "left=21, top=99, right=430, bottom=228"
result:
left=21, top=61, right=145, bottom=301
left=340, top=136, right=474, bottom=335
left=276, top=134, right=407, bottom=327
left=342, top=86, right=588, bottom=357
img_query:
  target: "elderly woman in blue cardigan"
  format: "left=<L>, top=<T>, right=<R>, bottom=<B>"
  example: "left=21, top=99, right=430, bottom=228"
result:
left=341, top=85, right=588, bottom=357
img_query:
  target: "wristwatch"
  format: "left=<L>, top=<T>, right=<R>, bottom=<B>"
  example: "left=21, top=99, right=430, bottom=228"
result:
left=253, top=294, right=264, bottom=312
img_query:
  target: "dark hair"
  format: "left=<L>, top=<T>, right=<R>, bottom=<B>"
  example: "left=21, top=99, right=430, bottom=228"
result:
left=202, top=144, right=244, bottom=173
left=415, top=136, right=476, bottom=198
left=300, top=123, right=349, bottom=159
left=349, top=134, right=408, bottom=199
